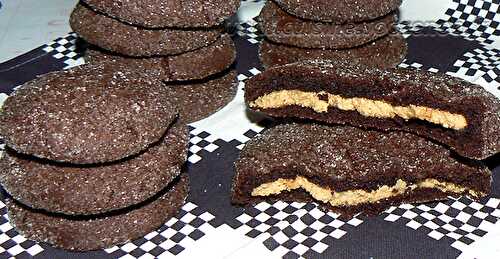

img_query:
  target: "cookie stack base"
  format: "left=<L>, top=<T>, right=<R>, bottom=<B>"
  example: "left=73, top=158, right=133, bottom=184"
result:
left=7, top=175, right=189, bottom=251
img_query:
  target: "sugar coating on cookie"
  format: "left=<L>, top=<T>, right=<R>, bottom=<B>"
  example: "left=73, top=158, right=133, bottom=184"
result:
left=82, top=0, right=240, bottom=28
left=260, top=1, right=397, bottom=50
left=0, top=63, right=178, bottom=164
left=0, top=123, right=188, bottom=215
left=274, top=0, right=402, bottom=23
left=70, top=4, right=221, bottom=57
left=7, top=175, right=189, bottom=251
left=259, top=32, right=407, bottom=68
left=86, top=34, right=237, bottom=82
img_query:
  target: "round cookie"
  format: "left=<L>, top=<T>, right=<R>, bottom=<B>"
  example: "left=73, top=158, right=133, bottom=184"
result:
left=87, top=34, right=236, bottom=82
left=70, top=4, right=221, bottom=57
left=6, top=175, right=189, bottom=251
left=165, top=70, right=238, bottom=123
left=82, top=0, right=240, bottom=28
left=274, top=0, right=401, bottom=23
left=0, top=123, right=188, bottom=215
left=260, top=1, right=397, bottom=49
left=259, top=32, right=407, bottom=69
left=0, top=63, right=177, bottom=164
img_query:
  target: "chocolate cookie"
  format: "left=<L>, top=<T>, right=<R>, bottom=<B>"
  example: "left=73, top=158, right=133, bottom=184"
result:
left=274, top=0, right=402, bottom=23
left=245, top=60, right=500, bottom=159
left=0, top=63, right=177, bottom=164
left=70, top=4, right=221, bottom=57
left=232, top=123, right=491, bottom=217
left=259, top=32, right=407, bottom=68
left=82, top=0, right=240, bottom=28
left=260, top=1, right=396, bottom=49
left=0, top=123, right=188, bottom=215
left=165, top=70, right=238, bottom=123
left=86, top=34, right=236, bottom=82
left=7, top=175, right=189, bottom=251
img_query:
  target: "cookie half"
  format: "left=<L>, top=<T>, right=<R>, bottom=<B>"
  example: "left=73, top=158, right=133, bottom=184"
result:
left=7, top=175, right=189, bottom=251
left=274, top=0, right=401, bottom=23
left=87, top=34, right=236, bottom=82
left=0, top=123, right=188, bottom=215
left=82, top=0, right=240, bottom=28
left=260, top=1, right=396, bottom=49
left=70, top=4, right=221, bottom=57
left=165, top=70, right=238, bottom=123
left=232, top=123, right=491, bottom=217
left=0, top=63, right=177, bottom=164
left=260, top=32, right=407, bottom=68
left=245, top=60, right=500, bottom=159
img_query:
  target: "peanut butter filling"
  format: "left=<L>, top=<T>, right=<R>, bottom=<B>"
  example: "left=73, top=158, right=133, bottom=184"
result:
left=249, top=90, right=467, bottom=130
left=251, top=176, right=480, bottom=207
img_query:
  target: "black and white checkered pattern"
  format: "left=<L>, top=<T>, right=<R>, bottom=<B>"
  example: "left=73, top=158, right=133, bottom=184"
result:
left=233, top=201, right=363, bottom=259
left=384, top=197, right=500, bottom=252
left=0, top=202, right=44, bottom=258
left=439, top=0, right=500, bottom=44
left=42, top=32, right=85, bottom=69
left=398, top=60, right=441, bottom=73
left=235, top=129, right=262, bottom=150
left=188, top=127, right=220, bottom=164
left=483, top=67, right=500, bottom=83
left=106, top=202, right=216, bottom=258
left=236, top=18, right=263, bottom=44
left=450, top=47, right=500, bottom=77
left=237, top=67, right=262, bottom=82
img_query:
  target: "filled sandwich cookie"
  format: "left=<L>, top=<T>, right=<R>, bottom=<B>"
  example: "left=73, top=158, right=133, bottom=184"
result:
left=232, top=123, right=491, bottom=216
left=245, top=60, right=500, bottom=160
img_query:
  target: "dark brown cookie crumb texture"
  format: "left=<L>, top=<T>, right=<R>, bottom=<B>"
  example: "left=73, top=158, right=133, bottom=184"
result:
left=70, top=3, right=221, bottom=57
left=0, top=123, right=188, bottom=215
left=0, top=62, right=177, bottom=164
left=86, top=34, right=236, bottom=82
left=244, top=60, right=500, bottom=159
left=274, top=0, right=402, bottom=23
left=165, top=70, right=238, bottom=123
left=232, top=123, right=491, bottom=216
left=7, top=175, right=189, bottom=251
left=260, top=1, right=396, bottom=49
left=259, top=32, right=407, bottom=69
left=82, top=0, right=240, bottom=28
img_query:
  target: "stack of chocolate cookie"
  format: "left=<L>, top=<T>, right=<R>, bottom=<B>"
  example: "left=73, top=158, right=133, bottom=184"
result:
left=232, top=60, right=500, bottom=217
left=258, top=0, right=407, bottom=68
left=0, top=63, right=189, bottom=251
left=70, top=0, right=241, bottom=123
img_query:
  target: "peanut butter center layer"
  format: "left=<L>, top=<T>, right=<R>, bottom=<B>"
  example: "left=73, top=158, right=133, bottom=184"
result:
left=251, top=176, right=480, bottom=207
left=249, top=90, right=467, bottom=130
